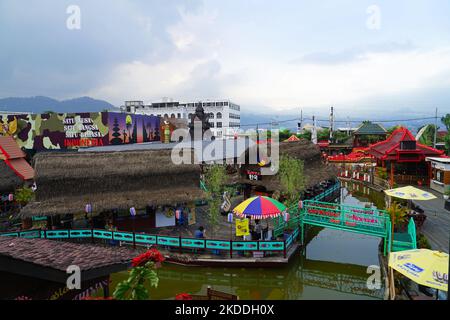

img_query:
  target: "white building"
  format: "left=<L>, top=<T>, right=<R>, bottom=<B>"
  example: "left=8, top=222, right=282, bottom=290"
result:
left=120, top=99, right=241, bottom=139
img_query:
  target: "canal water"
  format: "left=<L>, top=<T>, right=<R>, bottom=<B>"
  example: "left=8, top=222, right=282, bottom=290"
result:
left=109, top=182, right=387, bottom=300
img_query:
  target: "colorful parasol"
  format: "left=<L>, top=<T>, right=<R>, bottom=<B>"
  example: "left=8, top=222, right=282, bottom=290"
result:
left=384, top=186, right=437, bottom=201
left=233, top=196, right=287, bottom=219
left=389, top=249, right=448, bottom=292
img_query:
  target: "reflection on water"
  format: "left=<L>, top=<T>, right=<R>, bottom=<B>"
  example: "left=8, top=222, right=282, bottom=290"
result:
left=109, top=183, right=386, bottom=300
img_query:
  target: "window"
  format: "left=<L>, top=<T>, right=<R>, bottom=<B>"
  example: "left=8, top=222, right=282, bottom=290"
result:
left=171, top=114, right=176, bottom=119
left=188, top=113, right=193, bottom=120
left=400, top=141, right=416, bottom=150
left=217, top=112, right=222, bottom=119
left=209, top=113, right=214, bottom=119
left=177, top=113, right=181, bottom=118
left=217, top=122, right=222, bottom=128
left=209, top=122, right=215, bottom=128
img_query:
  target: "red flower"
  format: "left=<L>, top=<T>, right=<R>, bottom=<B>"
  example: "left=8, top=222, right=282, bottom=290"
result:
left=131, top=248, right=165, bottom=267
left=175, top=293, right=193, bottom=300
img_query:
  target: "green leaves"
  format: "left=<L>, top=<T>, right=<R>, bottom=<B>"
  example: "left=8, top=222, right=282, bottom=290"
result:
left=204, top=165, right=228, bottom=236
left=279, top=155, right=306, bottom=204
left=112, top=262, right=159, bottom=300
left=14, top=186, right=35, bottom=205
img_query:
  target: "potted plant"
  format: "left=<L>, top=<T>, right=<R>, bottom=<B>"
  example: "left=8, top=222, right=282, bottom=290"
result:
left=387, top=202, right=408, bottom=232
left=443, top=187, right=450, bottom=200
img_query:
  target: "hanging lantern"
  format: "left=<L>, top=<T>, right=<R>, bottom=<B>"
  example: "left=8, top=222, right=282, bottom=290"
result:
left=283, top=211, right=290, bottom=222
left=85, top=204, right=92, bottom=214
left=130, top=207, right=136, bottom=217
left=298, top=200, right=303, bottom=209
left=8, top=194, right=14, bottom=202
left=227, top=212, right=234, bottom=223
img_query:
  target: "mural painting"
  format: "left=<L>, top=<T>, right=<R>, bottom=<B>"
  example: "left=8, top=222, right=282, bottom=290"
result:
left=0, top=112, right=161, bottom=150
left=108, top=113, right=160, bottom=145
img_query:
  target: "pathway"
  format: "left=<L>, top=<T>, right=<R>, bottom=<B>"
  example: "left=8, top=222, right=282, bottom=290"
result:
left=413, top=187, right=450, bottom=253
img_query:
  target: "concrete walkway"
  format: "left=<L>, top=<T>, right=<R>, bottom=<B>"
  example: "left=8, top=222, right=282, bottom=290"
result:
left=412, top=187, right=449, bottom=253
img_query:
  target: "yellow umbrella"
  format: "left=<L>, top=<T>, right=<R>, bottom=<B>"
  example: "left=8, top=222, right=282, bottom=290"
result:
left=389, top=249, right=448, bottom=292
left=384, top=186, right=437, bottom=201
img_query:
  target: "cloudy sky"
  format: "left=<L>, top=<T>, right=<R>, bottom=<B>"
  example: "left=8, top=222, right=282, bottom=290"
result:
left=1, top=0, right=450, bottom=116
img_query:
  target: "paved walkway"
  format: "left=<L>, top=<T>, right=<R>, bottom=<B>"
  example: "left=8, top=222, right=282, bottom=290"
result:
left=412, top=187, right=449, bottom=253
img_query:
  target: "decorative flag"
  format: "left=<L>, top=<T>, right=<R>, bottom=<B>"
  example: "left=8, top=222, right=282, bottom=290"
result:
left=227, top=212, right=234, bottom=223
left=235, top=218, right=250, bottom=237
left=283, top=211, right=290, bottom=222
left=130, top=207, right=136, bottom=216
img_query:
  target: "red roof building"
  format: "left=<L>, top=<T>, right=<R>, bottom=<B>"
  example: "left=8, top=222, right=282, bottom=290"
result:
left=0, top=136, right=35, bottom=181
left=367, top=127, right=444, bottom=186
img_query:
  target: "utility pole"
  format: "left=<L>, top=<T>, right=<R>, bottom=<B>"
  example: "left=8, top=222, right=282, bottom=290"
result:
left=329, top=106, right=334, bottom=142
left=434, top=108, right=438, bottom=149
left=297, top=109, right=303, bottom=135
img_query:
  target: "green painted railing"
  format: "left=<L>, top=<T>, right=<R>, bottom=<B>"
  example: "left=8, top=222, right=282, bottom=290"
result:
left=392, top=218, right=417, bottom=252
left=0, top=228, right=297, bottom=258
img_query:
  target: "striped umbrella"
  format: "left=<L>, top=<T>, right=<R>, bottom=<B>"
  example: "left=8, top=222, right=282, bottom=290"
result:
left=233, top=196, right=287, bottom=219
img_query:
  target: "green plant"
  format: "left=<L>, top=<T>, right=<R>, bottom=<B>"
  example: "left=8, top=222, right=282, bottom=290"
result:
left=387, top=202, right=408, bottom=228
left=113, top=249, right=164, bottom=300
left=204, top=164, right=228, bottom=236
left=417, top=233, right=432, bottom=249
left=14, top=186, right=35, bottom=205
left=444, top=187, right=450, bottom=197
left=279, top=155, right=306, bottom=206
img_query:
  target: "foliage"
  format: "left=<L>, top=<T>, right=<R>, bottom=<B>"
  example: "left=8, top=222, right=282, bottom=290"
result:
left=333, top=131, right=351, bottom=144
left=441, top=114, right=450, bottom=132
left=444, top=187, right=450, bottom=196
left=376, top=167, right=388, bottom=180
left=113, top=248, right=164, bottom=300
left=279, top=155, right=306, bottom=205
left=417, top=124, right=439, bottom=146
left=417, top=233, right=432, bottom=249
left=204, top=164, right=228, bottom=236
left=14, top=186, right=35, bottom=205
left=387, top=202, right=408, bottom=227
left=279, top=129, right=291, bottom=141
left=298, top=130, right=311, bottom=141
left=387, top=125, right=402, bottom=135
left=317, top=128, right=330, bottom=141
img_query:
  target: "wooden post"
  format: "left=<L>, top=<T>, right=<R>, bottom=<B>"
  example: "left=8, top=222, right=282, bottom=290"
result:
left=133, top=231, right=136, bottom=249
left=230, top=240, right=233, bottom=258
left=283, top=240, right=287, bottom=259
left=179, top=235, right=182, bottom=254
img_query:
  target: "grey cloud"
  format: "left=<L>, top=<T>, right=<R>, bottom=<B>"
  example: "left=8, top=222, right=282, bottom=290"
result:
left=0, top=0, right=202, bottom=98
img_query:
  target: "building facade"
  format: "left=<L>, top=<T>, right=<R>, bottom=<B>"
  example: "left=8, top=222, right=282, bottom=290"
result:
left=121, top=99, right=241, bottom=139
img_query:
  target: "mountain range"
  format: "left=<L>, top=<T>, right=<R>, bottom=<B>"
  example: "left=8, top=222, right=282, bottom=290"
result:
left=0, top=96, right=116, bottom=114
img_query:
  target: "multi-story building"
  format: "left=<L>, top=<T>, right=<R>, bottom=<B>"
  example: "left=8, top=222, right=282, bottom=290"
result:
left=120, top=99, right=241, bottom=139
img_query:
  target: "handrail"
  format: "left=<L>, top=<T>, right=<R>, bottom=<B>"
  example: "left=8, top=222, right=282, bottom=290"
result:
left=0, top=227, right=297, bottom=258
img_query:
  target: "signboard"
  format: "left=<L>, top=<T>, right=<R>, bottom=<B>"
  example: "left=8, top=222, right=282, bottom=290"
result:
left=236, top=218, right=250, bottom=237
left=246, top=170, right=261, bottom=181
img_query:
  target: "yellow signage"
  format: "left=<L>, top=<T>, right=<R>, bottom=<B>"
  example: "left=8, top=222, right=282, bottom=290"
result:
left=236, top=218, right=250, bottom=237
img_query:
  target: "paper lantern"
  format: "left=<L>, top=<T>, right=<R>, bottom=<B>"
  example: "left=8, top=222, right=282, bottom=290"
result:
left=85, top=204, right=92, bottom=214
left=298, top=200, right=303, bottom=209
left=130, top=207, right=136, bottom=216
left=227, top=212, right=234, bottom=223
left=8, top=194, right=14, bottom=202
left=283, top=212, right=290, bottom=222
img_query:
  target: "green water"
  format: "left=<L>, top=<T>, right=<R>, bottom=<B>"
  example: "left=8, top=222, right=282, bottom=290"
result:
left=109, top=183, right=387, bottom=300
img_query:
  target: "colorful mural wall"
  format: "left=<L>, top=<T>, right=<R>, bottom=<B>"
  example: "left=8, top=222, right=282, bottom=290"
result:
left=0, top=112, right=160, bottom=151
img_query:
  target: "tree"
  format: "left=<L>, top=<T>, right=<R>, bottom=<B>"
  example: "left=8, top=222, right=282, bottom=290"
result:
left=203, top=164, right=228, bottom=236
left=442, top=114, right=450, bottom=154
left=14, top=186, right=34, bottom=205
left=387, top=125, right=402, bottom=135
left=278, top=155, right=306, bottom=206
left=317, top=128, right=330, bottom=141
left=417, top=124, right=438, bottom=146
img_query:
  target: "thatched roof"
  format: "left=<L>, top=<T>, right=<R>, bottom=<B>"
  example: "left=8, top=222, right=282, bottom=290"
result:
left=0, top=161, right=23, bottom=193
left=235, top=139, right=337, bottom=191
left=19, top=149, right=205, bottom=217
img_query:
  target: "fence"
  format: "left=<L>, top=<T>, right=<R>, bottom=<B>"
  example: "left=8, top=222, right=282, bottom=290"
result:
left=0, top=227, right=294, bottom=259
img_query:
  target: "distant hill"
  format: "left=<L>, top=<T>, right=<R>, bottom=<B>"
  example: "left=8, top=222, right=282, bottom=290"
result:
left=0, top=96, right=116, bottom=114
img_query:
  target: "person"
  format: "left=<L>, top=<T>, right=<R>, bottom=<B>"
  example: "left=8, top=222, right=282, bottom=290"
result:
left=254, top=220, right=262, bottom=240
left=195, top=226, right=205, bottom=239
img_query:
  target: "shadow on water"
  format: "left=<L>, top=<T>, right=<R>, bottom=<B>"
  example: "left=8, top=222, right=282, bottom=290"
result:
left=108, top=182, right=386, bottom=300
